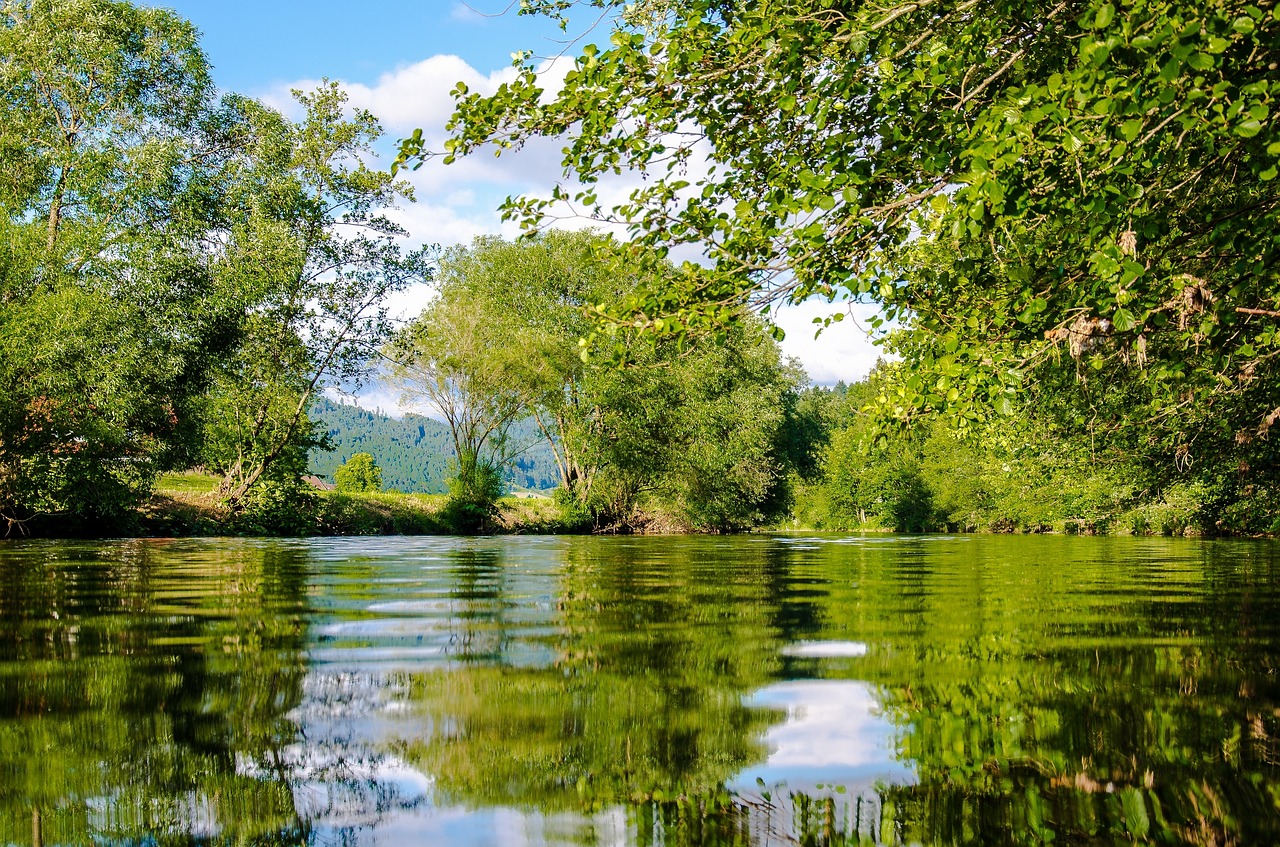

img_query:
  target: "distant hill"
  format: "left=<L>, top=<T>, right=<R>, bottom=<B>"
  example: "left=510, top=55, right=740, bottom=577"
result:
left=308, top=397, right=559, bottom=494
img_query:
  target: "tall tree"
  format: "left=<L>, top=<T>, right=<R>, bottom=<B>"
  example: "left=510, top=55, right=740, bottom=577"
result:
left=386, top=243, right=540, bottom=520
left=391, top=231, right=631, bottom=505
left=390, top=232, right=809, bottom=531
left=0, top=0, right=211, bottom=253
left=0, top=0, right=233, bottom=532
left=204, top=83, right=433, bottom=507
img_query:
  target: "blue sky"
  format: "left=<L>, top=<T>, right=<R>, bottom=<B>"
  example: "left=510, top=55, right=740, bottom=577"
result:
left=153, top=2, right=581, bottom=94
left=150, top=1, right=881, bottom=390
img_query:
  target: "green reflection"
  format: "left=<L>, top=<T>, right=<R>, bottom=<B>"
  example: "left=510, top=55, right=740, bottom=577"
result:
left=0, top=540, right=311, bottom=844
left=405, top=539, right=786, bottom=809
left=398, top=537, right=1280, bottom=845
left=786, top=538, right=1280, bottom=846
left=0, top=536, right=1277, bottom=846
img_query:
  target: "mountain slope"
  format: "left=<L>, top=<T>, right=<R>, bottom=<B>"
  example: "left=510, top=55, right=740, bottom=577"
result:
left=308, top=398, right=559, bottom=493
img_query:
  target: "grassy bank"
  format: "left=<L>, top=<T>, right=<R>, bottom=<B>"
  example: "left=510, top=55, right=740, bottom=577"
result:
left=133, top=473, right=581, bottom=538
left=23, top=472, right=1273, bottom=540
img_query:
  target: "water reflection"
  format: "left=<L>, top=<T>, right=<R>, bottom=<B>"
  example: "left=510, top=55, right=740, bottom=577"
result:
left=0, top=540, right=310, bottom=844
left=0, top=535, right=1276, bottom=844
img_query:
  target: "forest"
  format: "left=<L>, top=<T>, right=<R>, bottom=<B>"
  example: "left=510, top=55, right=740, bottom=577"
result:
left=1, top=0, right=1278, bottom=537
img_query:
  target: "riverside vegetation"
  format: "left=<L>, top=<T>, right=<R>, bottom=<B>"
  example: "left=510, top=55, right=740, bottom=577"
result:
left=2, top=0, right=1278, bottom=538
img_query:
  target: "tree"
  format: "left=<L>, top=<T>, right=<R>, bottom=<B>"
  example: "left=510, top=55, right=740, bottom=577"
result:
left=589, top=318, right=807, bottom=531
left=202, top=83, right=433, bottom=508
left=393, top=231, right=632, bottom=505
left=0, top=0, right=238, bottom=532
left=389, top=232, right=809, bottom=531
left=386, top=249, right=535, bottom=525
left=0, top=0, right=212, bottom=252
left=408, top=0, right=1280, bottom=483
left=334, top=452, right=383, bottom=493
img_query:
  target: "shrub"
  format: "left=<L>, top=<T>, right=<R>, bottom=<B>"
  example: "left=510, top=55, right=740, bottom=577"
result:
left=334, top=452, right=382, bottom=493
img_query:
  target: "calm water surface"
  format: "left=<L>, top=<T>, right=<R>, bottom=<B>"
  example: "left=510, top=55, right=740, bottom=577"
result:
left=0, top=535, right=1277, bottom=845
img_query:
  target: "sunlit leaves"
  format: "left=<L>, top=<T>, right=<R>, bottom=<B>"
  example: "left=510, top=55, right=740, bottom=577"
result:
left=418, top=0, right=1279, bottom=471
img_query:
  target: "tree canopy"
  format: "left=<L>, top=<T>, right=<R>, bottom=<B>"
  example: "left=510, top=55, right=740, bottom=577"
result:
left=406, top=0, right=1280, bottom=477
left=334, top=451, right=383, bottom=493
left=0, top=1, right=428, bottom=533
left=389, top=231, right=813, bottom=531
left=0, top=0, right=230, bottom=531
left=199, top=83, right=432, bottom=509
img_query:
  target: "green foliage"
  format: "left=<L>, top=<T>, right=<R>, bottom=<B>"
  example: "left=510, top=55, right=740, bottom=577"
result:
left=307, top=397, right=561, bottom=494
left=386, top=237, right=543, bottom=509
left=0, top=2, right=432, bottom=534
left=425, top=0, right=1280, bottom=513
left=201, top=83, right=433, bottom=507
left=309, top=397, right=453, bottom=492
left=604, top=318, right=807, bottom=532
left=802, top=364, right=1277, bottom=535
left=225, top=450, right=320, bottom=536
left=333, top=451, right=382, bottom=493
left=440, top=449, right=507, bottom=533
left=313, top=491, right=448, bottom=535
left=228, top=476, right=320, bottom=537
left=390, top=232, right=817, bottom=533
left=0, top=0, right=236, bottom=533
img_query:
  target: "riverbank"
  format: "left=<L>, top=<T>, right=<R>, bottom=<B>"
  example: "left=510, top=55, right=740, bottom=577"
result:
left=8, top=472, right=1273, bottom=540
left=130, top=473, right=580, bottom=538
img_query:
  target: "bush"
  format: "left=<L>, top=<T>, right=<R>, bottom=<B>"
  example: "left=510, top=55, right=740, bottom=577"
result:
left=228, top=475, right=320, bottom=536
left=334, top=452, right=382, bottom=493
left=440, top=452, right=505, bottom=533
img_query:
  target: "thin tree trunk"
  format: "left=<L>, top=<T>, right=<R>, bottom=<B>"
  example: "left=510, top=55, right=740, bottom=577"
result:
left=222, top=386, right=318, bottom=507
left=531, top=409, right=571, bottom=491
left=46, top=167, right=68, bottom=249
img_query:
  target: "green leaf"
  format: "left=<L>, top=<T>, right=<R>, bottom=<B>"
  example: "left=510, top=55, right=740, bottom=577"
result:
left=1236, top=118, right=1263, bottom=138
left=1187, top=52, right=1215, bottom=71
left=1113, top=307, right=1136, bottom=332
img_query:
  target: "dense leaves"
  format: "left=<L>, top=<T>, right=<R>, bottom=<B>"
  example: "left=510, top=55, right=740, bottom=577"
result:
left=334, top=451, right=383, bottom=493
left=0, top=0, right=233, bottom=532
left=0, top=2, right=429, bottom=531
left=794, top=365, right=1278, bottom=534
left=389, top=232, right=811, bottom=532
left=421, top=0, right=1280, bottom=493
left=201, top=84, right=432, bottom=509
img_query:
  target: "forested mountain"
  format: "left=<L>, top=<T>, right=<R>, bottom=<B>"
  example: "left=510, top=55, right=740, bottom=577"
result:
left=308, top=398, right=559, bottom=494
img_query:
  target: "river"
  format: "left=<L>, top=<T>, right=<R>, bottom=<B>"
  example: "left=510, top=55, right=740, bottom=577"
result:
left=1, top=535, right=1276, bottom=845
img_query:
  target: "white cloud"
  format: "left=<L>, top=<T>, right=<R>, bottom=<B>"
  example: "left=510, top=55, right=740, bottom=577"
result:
left=754, top=681, right=887, bottom=768
left=270, top=52, right=884, bottom=412
left=772, top=299, right=888, bottom=385
left=263, top=54, right=518, bottom=136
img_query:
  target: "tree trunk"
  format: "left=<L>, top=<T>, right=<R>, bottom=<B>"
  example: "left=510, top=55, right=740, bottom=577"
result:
left=46, top=166, right=68, bottom=249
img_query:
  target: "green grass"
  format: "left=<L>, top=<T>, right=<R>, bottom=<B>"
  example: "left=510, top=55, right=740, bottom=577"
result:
left=316, top=490, right=451, bottom=535
left=155, top=471, right=220, bottom=496
left=138, top=473, right=592, bottom=537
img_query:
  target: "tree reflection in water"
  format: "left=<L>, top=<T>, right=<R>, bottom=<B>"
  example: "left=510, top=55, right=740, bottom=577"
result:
left=0, top=540, right=311, bottom=843
left=0, top=536, right=1277, bottom=846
